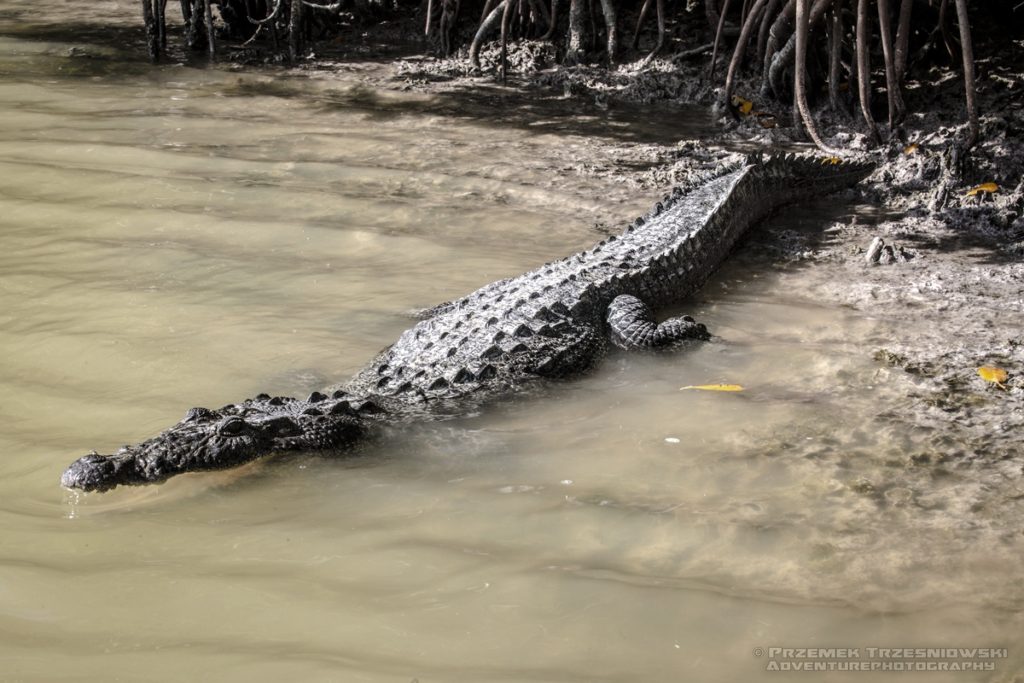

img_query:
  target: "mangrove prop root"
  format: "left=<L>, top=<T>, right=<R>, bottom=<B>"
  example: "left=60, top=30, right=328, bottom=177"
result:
left=142, top=0, right=158, bottom=59
left=640, top=0, right=665, bottom=64
left=856, top=0, right=879, bottom=142
left=478, top=0, right=496, bottom=28
left=705, top=0, right=741, bottom=36
left=894, top=0, right=912, bottom=85
left=722, top=0, right=770, bottom=106
left=876, top=0, right=905, bottom=128
left=708, top=0, right=734, bottom=78
left=755, top=0, right=781, bottom=68
left=954, top=0, right=978, bottom=148
left=632, top=0, right=654, bottom=49
left=760, top=0, right=794, bottom=98
left=205, top=0, right=215, bottom=56
left=541, top=0, right=558, bottom=40
left=158, top=0, right=167, bottom=51
left=500, top=0, right=513, bottom=81
left=939, top=0, right=956, bottom=60
left=794, top=0, right=834, bottom=151
left=440, top=0, right=460, bottom=55
left=827, top=0, right=848, bottom=115
left=470, top=0, right=505, bottom=67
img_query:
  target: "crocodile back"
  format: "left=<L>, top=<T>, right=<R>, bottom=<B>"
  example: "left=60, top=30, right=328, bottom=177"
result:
left=341, top=154, right=874, bottom=412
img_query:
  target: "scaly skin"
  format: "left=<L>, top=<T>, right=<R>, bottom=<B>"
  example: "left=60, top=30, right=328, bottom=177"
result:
left=61, top=153, right=874, bottom=492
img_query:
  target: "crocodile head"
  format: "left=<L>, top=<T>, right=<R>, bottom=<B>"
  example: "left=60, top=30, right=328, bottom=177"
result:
left=61, top=393, right=379, bottom=493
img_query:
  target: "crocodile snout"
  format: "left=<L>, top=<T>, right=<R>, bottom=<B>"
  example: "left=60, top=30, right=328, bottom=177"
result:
left=61, top=452, right=123, bottom=492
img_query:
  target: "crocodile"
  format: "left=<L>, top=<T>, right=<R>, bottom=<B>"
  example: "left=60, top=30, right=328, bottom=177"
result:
left=61, top=152, right=873, bottom=492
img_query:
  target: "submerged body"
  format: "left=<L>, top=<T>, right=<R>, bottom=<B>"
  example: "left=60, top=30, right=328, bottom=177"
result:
left=61, top=153, right=874, bottom=492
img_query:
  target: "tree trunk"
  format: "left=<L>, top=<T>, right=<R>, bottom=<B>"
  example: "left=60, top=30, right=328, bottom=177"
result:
left=289, top=0, right=301, bottom=60
left=205, top=0, right=215, bottom=56
left=142, top=0, right=159, bottom=58
left=598, top=0, right=617, bottom=64
left=565, top=0, right=586, bottom=64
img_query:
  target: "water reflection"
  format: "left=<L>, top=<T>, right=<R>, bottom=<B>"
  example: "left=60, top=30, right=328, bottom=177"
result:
left=0, top=11, right=1021, bottom=683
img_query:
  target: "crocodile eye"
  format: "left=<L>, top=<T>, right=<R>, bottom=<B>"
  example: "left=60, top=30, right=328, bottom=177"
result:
left=217, top=417, right=247, bottom=436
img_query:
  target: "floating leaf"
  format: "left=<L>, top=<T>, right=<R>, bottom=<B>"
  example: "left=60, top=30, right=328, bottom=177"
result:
left=731, top=95, right=754, bottom=115
left=903, top=143, right=919, bottom=155
left=966, top=182, right=999, bottom=196
left=680, top=384, right=744, bottom=392
left=978, top=366, right=1008, bottom=388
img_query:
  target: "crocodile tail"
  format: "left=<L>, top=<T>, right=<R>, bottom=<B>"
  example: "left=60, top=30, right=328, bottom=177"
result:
left=747, top=152, right=875, bottom=201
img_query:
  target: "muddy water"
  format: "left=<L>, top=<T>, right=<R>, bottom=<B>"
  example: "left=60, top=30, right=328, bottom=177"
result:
left=1, top=6, right=1022, bottom=681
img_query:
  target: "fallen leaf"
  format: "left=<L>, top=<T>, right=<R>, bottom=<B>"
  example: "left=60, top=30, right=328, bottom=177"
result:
left=966, top=182, right=999, bottom=196
left=731, top=95, right=754, bottom=115
left=680, top=384, right=744, bottom=392
left=978, top=366, right=1008, bottom=388
left=821, top=157, right=841, bottom=165
left=903, top=143, right=919, bottom=155
left=751, top=111, right=776, bottom=128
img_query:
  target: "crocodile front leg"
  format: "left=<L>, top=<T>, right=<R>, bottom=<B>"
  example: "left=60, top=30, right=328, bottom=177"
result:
left=605, top=295, right=711, bottom=350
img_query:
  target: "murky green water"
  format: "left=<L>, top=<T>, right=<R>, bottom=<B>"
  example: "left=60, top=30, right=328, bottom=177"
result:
left=1, top=2, right=1022, bottom=681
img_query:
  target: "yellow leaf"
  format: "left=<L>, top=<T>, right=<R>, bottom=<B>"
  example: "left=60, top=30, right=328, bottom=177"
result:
left=680, top=384, right=744, bottom=392
left=978, top=366, right=1008, bottom=387
left=966, top=182, right=999, bottom=196
left=731, top=95, right=753, bottom=115
left=751, top=111, right=776, bottom=128
left=821, top=157, right=841, bottom=165
left=903, top=143, right=919, bottom=155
